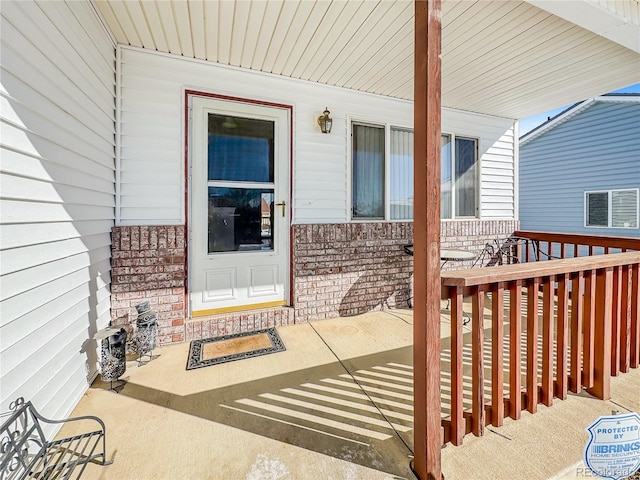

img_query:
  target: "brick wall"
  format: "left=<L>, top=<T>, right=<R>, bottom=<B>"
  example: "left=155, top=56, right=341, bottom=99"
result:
left=110, top=226, right=186, bottom=345
left=292, top=222, right=414, bottom=321
left=109, top=220, right=518, bottom=344
left=291, top=219, right=519, bottom=322
left=440, top=219, right=521, bottom=269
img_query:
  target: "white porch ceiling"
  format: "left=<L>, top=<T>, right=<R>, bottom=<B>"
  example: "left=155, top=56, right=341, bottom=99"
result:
left=94, top=0, right=640, bottom=119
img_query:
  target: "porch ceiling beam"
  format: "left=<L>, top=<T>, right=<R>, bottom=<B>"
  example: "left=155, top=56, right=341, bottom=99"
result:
left=526, top=0, right=640, bottom=53
left=412, top=1, right=442, bottom=479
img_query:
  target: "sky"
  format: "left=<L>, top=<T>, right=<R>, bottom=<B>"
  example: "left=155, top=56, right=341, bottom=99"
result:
left=519, top=82, right=640, bottom=136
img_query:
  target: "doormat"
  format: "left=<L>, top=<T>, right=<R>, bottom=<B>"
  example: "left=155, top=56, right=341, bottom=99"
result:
left=186, top=328, right=286, bottom=370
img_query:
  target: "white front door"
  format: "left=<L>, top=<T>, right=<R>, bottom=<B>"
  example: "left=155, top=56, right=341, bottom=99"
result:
left=189, top=96, right=290, bottom=316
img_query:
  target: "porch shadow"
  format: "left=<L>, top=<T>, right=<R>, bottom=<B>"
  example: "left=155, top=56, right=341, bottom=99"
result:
left=110, top=346, right=416, bottom=478
left=338, top=257, right=411, bottom=317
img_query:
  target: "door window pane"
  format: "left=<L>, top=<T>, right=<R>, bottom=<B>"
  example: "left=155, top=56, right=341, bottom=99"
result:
left=352, top=124, right=385, bottom=218
left=208, top=187, right=274, bottom=253
left=586, top=192, right=609, bottom=227
left=390, top=128, right=413, bottom=220
left=441, top=134, right=452, bottom=219
left=455, top=137, right=477, bottom=217
left=208, top=114, right=274, bottom=182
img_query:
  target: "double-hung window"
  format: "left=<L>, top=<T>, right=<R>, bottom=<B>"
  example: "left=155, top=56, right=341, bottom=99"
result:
left=352, top=123, right=386, bottom=219
left=585, top=189, right=639, bottom=228
left=441, top=134, right=478, bottom=219
left=351, top=122, right=479, bottom=221
left=351, top=123, right=414, bottom=220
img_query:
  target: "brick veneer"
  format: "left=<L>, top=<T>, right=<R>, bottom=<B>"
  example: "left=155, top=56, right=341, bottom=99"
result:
left=185, top=307, right=295, bottom=341
left=440, top=219, right=521, bottom=269
left=109, top=220, right=518, bottom=344
left=291, top=219, right=519, bottom=322
left=292, top=222, right=414, bottom=321
left=110, top=226, right=186, bottom=345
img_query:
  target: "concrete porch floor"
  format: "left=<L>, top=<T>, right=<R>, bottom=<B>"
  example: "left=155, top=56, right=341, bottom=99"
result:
left=62, top=308, right=640, bottom=480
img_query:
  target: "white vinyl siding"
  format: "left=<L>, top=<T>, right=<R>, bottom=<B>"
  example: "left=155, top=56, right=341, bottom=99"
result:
left=0, top=0, right=115, bottom=428
left=118, top=47, right=517, bottom=225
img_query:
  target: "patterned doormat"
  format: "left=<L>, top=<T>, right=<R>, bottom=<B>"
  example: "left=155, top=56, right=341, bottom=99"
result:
left=186, top=328, right=286, bottom=370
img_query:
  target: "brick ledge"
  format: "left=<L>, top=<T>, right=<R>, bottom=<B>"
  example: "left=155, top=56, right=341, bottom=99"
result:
left=186, top=306, right=295, bottom=341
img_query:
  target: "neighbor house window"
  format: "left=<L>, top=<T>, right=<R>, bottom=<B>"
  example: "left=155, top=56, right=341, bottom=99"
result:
left=352, top=123, right=479, bottom=221
left=441, top=134, right=478, bottom=219
left=585, top=189, right=639, bottom=228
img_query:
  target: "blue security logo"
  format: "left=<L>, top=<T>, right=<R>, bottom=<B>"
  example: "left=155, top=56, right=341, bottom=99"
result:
left=585, top=412, right=640, bottom=480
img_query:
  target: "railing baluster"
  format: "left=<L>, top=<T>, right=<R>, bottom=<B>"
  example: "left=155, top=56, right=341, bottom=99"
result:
left=450, top=286, right=465, bottom=446
left=440, top=239, right=639, bottom=447
left=471, top=287, right=485, bottom=437
left=583, top=270, right=596, bottom=388
left=513, top=231, right=639, bottom=254
left=631, top=264, right=640, bottom=369
left=570, top=272, right=584, bottom=393
left=526, top=278, right=539, bottom=413
left=611, top=266, right=622, bottom=376
left=588, top=268, right=613, bottom=400
left=491, top=282, right=504, bottom=427
left=509, top=280, right=522, bottom=420
left=556, top=274, right=569, bottom=400
left=620, top=265, right=631, bottom=373
left=542, top=276, right=555, bottom=406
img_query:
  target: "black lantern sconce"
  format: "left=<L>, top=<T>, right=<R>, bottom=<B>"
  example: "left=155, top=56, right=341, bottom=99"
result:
left=317, top=107, right=332, bottom=134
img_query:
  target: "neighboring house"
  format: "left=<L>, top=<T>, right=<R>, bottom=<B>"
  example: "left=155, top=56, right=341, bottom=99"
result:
left=520, top=95, right=640, bottom=238
left=1, top=0, right=639, bottom=428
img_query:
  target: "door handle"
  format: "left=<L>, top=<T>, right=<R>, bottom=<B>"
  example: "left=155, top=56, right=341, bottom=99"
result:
left=275, top=201, right=286, bottom=217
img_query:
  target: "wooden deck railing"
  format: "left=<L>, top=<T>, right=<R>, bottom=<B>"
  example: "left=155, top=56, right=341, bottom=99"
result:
left=440, top=250, right=640, bottom=446
left=512, top=230, right=639, bottom=261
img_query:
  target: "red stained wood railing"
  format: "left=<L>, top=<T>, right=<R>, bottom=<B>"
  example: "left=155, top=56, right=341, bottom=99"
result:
left=513, top=231, right=639, bottom=261
left=440, top=250, right=640, bottom=446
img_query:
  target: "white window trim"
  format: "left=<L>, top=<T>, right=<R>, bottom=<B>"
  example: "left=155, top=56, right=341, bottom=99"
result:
left=348, top=117, right=412, bottom=222
left=584, top=188, right=639, bottom=229
left=348, top=120, right=480, bottom=222
left=442, top=132, right=480, bottom=221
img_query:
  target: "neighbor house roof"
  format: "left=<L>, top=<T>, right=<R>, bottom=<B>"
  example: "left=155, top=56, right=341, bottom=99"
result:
left=520, top=93, right=640, bottom=145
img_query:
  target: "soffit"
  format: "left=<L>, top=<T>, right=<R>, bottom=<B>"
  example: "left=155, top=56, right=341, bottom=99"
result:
left=93, top=0, right=640, bottom=119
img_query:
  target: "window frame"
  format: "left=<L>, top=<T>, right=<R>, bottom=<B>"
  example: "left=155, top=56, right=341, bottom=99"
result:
left=349, top=119, right=412, bottom=222
left=584, top=188, right=639, bottom=229
left=348, top=119, right=480, bottom=222
left=441, top=133, right=480, bottom=220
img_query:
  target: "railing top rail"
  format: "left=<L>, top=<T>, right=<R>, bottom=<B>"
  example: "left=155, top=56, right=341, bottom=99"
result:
left=514, top=230, right=640, bottom=250
left=442, top=251, right=640, bottom=288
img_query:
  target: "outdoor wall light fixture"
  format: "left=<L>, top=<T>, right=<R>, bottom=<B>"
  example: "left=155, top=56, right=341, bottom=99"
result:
left=317, top=107, right=332, bottom=134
